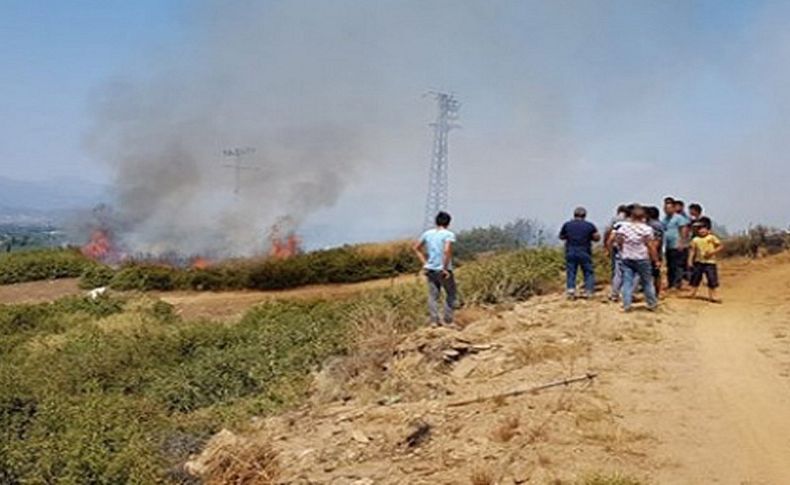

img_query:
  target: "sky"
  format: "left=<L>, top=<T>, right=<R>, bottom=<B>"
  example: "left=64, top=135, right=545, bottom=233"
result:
left=1, top=0, right=789, bottom=250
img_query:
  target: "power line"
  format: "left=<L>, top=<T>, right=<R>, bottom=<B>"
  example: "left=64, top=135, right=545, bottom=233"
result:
left=423, top=92, right=460, bottom=229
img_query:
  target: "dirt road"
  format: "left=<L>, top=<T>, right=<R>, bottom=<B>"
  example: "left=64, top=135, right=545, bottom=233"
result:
left=640, top=254, right=790, bottom=484
left=187, top=254, right=790, bottom=484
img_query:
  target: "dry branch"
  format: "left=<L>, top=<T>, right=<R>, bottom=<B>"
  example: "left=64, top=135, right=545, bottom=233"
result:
left=447, top=372, right=597, bottom=407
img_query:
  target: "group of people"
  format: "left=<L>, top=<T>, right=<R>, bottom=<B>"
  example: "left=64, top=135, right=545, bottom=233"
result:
left=559, top=197, right=723, bottom=312
left=412, top=198, right=724, bottom=328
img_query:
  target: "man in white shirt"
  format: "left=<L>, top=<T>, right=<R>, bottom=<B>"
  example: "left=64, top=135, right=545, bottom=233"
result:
left=613, top=205, right=661, bottom=312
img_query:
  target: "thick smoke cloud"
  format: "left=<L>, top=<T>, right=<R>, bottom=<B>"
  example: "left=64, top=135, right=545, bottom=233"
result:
left=88, top=1, right=790, bottom=253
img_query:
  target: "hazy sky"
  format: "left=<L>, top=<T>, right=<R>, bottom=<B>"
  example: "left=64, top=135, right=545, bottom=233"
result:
left=1, top=0, right=788, bottom=248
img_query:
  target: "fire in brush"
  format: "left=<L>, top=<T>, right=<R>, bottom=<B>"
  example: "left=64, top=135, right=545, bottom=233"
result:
left=268, top=217, right=302, bottom=259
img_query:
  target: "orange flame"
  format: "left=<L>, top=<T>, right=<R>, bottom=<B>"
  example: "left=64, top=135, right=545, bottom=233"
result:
left=270, top=233, right=302, bottom=259
left=82, top=229, right=114, bottom=262
left=191, top=257, right=212, bottom=269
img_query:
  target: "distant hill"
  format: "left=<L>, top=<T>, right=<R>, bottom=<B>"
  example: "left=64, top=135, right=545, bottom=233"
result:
left=0, top=176, right=108, bottom=224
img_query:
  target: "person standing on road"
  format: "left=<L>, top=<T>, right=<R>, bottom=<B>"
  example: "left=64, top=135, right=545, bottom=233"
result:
left=662, top=198, right=690, bottom=290
left=559, top=207, right=601, bottom=300
left=605, top=204, right=630, bottom=302
left=646, top=206, right=665, bottom=298
left=615, top=205, right=660, bottom=312
left=413, top=211, right=458, bottom=328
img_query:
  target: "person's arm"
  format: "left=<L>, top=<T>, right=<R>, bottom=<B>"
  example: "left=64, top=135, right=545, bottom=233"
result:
left=603, top=226, right=614, bottom=254
left=649, top=238, right=660, bottom=266
left=606, top=229, right=617, bottom=252
left=710, top=236, right=724, bottom=257
left=687, top=241, right=697, bottom=267
left=442, top=240, right=453, bottom=278
left=559, top=223, right=567, bottom=241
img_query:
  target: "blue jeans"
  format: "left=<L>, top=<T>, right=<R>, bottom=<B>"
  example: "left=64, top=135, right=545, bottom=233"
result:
left=566, top=248, right=595, bottom=295
left=622, top=259, right=657, bottom=310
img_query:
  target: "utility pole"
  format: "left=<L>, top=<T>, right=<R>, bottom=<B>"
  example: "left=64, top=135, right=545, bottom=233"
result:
left=423, top=92, right=460, bottom=229
left=222, top=146, right=259, bottom=195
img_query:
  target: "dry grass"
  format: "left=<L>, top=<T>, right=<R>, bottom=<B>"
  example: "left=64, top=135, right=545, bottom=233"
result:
left=491, top=415, right=520, bottom=443
left=202, top=442, right=280, bottom=485
left=470, top=467, right=497, bottom=485
left=510, top=338, right=587, bottom=367
left=581, top=472, right=643, bottom=485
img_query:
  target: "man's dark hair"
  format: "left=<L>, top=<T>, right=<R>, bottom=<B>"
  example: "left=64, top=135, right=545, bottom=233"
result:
left=646, top=206, right=660, bottom=220
left=664, top=196, right=675, bottom=204
left=630, top=204, right=646, bottom=220
left=435, top=211, right=452, bottom=227
left=674, top=199, right=685, bottom=209
left=624, top=203, right=636, bottom=217
left=617, top=204, right=628, bottom=214
left=699, top=216, right=712, bottom=229
left=689, top=203, right=703, bottom=214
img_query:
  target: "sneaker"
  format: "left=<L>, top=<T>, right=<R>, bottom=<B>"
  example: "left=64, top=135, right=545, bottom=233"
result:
left=428, top=320, right=441, bottom=328
left=443, top=322, right=462, bottom=331
left=566, top=292, right=576, bottom=301
left=608, top=294, right=620, bottom=303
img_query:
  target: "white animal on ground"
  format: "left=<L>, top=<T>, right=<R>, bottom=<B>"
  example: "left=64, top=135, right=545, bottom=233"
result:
left=88, top=287, right=107, bottom=300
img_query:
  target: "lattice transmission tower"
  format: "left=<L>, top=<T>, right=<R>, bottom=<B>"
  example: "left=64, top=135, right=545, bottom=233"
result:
left=423, top=92, right=460, bottom=229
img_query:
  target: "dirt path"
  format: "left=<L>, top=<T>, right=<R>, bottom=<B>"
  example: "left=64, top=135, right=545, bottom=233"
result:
left=646, top=255, right=790, bottom=484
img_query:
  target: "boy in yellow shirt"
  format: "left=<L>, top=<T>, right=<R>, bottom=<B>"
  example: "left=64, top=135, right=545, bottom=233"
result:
left=688, top=217, right=723, bottom=303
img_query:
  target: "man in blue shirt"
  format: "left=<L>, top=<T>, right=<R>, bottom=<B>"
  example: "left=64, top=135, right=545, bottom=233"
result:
left=413, top=211, right=458, bottom=328
left=663, top=198, right=690, bottom=290
left=559, top=207, right=601, bottom=299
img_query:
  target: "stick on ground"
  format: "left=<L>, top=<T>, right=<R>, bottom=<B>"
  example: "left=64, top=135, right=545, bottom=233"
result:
left=447, top=372, right=598, bottom=407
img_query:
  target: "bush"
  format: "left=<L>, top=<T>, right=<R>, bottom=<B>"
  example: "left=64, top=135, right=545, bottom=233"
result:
left=721, top=226, right=790, bottom=258
left=0, top=248, right=97, bottom=285
left=455, top=218, right=547, bottom=261
left=110, top=264, right=178, bottom=291
left=79, top=264, right=115, bottom=289
left=91, top=243, right=421, bottom=293
left=458, top=248, right=565, bottom=304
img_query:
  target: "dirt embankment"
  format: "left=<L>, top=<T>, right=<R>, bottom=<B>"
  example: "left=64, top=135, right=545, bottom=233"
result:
left=185, top=253, right=790, bottom=484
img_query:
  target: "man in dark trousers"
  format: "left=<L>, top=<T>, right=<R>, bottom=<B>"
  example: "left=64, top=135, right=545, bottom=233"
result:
left=559, top=207, right=601, bottom=299
left=413, top=211, right=458, bottom=328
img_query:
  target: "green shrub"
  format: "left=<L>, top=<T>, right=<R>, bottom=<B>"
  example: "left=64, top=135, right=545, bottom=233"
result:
left=458, top=248, right=566, bottom=304
left=110, top=264, right=178, bottom=291
left=0, top=248, right=97, bottom=285
left=79, top=264, right=115, bottom=289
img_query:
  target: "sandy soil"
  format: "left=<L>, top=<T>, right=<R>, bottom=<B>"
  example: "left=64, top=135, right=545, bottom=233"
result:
left=0, top=274, right=417, bottom=319
left=0, top=278, right=81, bottom=304
left=155, top=274, right=417, bottom=320
left=187, top=253, right=790, bottom=484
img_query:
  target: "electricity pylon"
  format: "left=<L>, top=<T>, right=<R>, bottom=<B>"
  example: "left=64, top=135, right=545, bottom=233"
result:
left=423, top=92, right=460, bottom=229
left=222, top=146, right=259, bottom=195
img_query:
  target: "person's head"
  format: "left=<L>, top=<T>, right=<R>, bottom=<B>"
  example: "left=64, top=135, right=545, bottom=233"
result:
left=629, top=204, right=646, bottom=222
left=664, top=199, right=676, bottom=216
left=689, top=203, right=703, bottom=219
left=616, top=204, right=628, bottom=217
left=435, top=211, right=452, bottom=228
left=573, top=206, right=587, bottom=220
left=674, top=200, right=685, bottom=213
left=646, top=206, right=660, bottom=221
